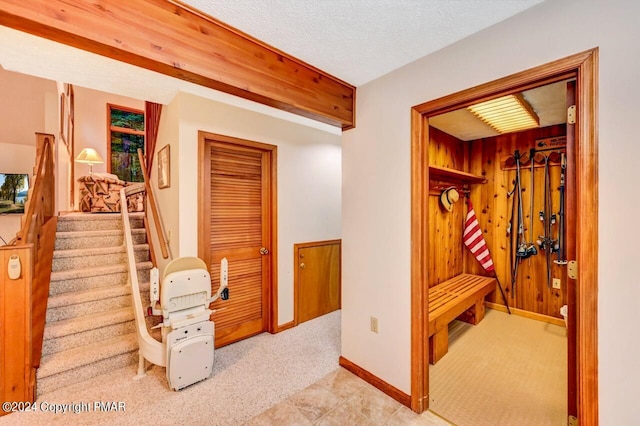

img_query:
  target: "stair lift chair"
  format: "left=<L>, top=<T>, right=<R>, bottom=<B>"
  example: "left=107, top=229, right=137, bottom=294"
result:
left=147, top=256, right=229, bottom=390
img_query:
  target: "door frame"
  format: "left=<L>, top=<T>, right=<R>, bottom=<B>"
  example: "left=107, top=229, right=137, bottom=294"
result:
left=198, top=131, right=279, bottom=334
left=410, top=48, right=598, bottom=423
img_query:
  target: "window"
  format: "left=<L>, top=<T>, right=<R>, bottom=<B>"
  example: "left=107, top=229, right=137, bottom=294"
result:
left=108, top=104, right=145, bottom=182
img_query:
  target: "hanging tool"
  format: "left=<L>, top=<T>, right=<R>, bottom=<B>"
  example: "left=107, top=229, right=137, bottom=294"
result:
left=507, top=152, right=520, bottom=296
left=554, top=153, right=568, bottom=265
left=526, top=148, right=538, bottom=259
left=509, top=150, right=534, bottom=297
left=515, top=151, right=530, bottom=261
left=536, top=152, right=557, bottom=288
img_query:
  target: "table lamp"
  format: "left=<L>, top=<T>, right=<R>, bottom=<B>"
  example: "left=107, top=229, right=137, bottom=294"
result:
left=75, top=148, right=104, bottom=176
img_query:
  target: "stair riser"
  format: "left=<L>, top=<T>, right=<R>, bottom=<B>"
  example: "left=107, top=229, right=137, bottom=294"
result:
left=52, top=249, right=149, bottom=271
left=54, top=232, right=147, bottom=250
left=42, top=321, right=137, bottom=356
left=57, top=218, right=144, bottom=232
left=49, top=269, right=151, bottom=295
left=37, top=351, right=138, bottom=396
left=46, top=295, right=132, bottom=323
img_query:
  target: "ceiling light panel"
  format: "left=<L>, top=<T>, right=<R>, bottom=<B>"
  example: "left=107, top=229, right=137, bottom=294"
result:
left=468, top=94, right=539, bottom=134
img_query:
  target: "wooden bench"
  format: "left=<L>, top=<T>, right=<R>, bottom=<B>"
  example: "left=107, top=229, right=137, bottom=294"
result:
left=428, top=274, right=496, bottom=364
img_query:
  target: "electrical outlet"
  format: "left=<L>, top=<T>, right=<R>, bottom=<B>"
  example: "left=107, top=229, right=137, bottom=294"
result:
left=370, top=316, right=379, bottom=333
left=552, top=278, right=561, bottom=289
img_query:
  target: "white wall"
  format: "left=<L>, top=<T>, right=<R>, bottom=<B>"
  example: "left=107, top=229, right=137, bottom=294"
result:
left=0, top=68, right=56, bottom=239
left=342, top=0, right=640, bottom=423
left=73, top=86, right=144, bottom=205
left=153, top=92, right=341, bottom=325
left=0, top=67, right=56, bottom=146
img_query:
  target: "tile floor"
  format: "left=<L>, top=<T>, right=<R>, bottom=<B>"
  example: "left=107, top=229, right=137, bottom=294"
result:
left=246, top=368, right=451, bottom=425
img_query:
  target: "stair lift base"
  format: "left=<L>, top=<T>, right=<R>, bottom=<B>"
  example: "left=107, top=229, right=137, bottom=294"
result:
left=134, top=256, right=228, bottom=391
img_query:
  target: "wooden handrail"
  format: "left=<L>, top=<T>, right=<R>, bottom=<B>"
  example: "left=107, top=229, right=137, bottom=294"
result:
left=16, top=134, right=55, bottom=246
left=137, top=148, right=169, bottom=259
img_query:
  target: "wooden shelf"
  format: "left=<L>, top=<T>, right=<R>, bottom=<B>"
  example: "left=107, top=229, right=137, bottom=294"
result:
left=428, top=165, right=486, bottom=185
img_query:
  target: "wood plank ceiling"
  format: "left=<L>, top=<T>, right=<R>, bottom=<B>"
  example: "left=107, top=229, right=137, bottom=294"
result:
left=0, top=0, right=356, bottom=129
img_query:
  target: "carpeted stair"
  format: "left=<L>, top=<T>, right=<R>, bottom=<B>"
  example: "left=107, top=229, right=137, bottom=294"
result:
left=37, top=212, right=153, bottom=397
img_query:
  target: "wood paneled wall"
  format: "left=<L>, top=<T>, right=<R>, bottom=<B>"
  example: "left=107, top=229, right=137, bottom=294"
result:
left=428, top=127, right=467, bottom=285
left=428, top=124, right=567, bottom=318
left=0, top=246, right=33, bottom=412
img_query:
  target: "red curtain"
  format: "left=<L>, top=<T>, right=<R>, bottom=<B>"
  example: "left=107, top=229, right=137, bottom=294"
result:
left=145, top=101, right=163, bottom=172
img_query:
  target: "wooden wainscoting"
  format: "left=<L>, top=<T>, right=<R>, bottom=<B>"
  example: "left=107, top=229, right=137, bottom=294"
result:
left=0, top=245, right=34, bottom=413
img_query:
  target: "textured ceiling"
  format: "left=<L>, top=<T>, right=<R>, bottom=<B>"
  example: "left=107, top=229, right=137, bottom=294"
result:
left=182, top=0, right=543, bottom=85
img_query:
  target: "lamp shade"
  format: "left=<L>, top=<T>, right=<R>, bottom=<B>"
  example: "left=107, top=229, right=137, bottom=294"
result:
left=75, top=148, right=104, bottom=164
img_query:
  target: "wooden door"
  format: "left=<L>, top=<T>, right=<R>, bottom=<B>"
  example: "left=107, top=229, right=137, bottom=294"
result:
left=565, top=80, right=578, bottom=419
left=295, top=240, right=341, bottom=324
left=199, top=133, right=276, bottom=347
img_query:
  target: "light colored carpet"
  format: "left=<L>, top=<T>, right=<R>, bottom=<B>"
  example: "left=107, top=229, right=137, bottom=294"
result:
left=2, top=311, right=341, bottom=426
left=429, top=309, right=567, bottom=426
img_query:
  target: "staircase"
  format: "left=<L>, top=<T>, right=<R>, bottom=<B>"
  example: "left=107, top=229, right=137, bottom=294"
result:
left=37, top=212, right=153, bottom=396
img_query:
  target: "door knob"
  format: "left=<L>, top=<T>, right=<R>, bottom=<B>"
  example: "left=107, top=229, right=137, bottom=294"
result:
left=260, top=247, right=269, bottom=255
left=300, top=262, right=305, bottom=269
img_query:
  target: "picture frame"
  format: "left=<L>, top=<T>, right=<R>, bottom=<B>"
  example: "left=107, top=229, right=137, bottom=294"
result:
left=59, top=93, right=67, bottom=147
left=158, top=144, right=170, bottom=189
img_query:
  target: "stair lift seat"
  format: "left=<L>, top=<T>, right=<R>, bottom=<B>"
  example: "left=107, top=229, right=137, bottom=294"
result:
left=156, top=257, right=217, bottom=391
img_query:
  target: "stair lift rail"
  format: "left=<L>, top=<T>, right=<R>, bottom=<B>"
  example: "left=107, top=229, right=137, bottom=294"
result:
left=120, top=185, right=166, bottom=369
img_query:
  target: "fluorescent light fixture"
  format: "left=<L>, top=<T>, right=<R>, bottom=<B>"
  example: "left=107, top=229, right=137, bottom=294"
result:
left=468, top=94, right=539, bottom=134
left=75, top=148, right=104, bottom=175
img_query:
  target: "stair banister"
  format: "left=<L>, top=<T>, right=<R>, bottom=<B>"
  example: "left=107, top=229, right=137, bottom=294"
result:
left=1, top=133, right=57, bottom=412
left=137, top=148, right=169, bottom=259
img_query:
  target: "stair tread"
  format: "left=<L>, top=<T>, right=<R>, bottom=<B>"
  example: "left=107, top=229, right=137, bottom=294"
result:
left=43, top=306, right=136, bottom=339
left=48, top=281, right=150, bottom=309
left=58, top=213, right=120, bottom=220
left=38, top=332, right=138, bottom=379
left=50, top=261, right=153, bottom=282
left=58, top=212, right=144, bottom=220
left=53, top=243, right=149, bottom=258
left=56, top=228, right=145, bottom=239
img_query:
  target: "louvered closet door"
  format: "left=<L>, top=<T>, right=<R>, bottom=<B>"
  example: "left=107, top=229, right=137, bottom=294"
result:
left=206, top=140, right=272, bottom=347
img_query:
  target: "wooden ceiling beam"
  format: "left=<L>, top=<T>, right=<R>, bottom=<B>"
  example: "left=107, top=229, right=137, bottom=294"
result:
left=0, top=0, right=355, bottom=129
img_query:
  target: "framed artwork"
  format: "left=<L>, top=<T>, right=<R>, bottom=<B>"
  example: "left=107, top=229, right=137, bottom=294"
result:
left=59, top=84, right=74, bottom=155
left=59, top=93, right=67, bottom=147
left=158, top=144, right=170, bottom=189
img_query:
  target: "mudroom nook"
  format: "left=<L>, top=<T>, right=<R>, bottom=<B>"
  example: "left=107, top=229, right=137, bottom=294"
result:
left=420, top=78, right=575, bottom=424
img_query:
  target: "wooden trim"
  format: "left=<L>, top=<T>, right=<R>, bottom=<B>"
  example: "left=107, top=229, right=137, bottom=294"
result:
left=485, top=303, right=565, bottom=327
left=197, top=131, right=279, bottom=336
left=410, top=108, right=429, bottom=412
left=339, top=356, right=411, bottom=408
left=294, top=239, right=342, bottom=250
left=293, top=239, right=342, bottom=326
left=410, top=48, right=598, bottom=422
left=575, top=48, right=599, bottom=426
left=270, top=147, right=278, bottom=334
left=274, top=320, right=296, bottom=333
left=198, top=132, right=211, bottom=272
left=0, top=0, right=355, bottom=129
